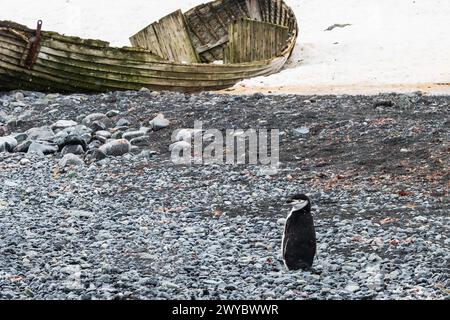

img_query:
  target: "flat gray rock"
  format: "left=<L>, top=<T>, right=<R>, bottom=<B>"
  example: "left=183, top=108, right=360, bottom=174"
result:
left=82, top=113, right=107, bottom=127
left=12, top=132, right=28, bottom=144
left=61, top=144, right=85, bottom=156
left=55, top=133, right=88, bottom=151
left=98, top=139, right=131, bottom=158
left=122, top=131, right=145, bottom=141
left=26, top=126, right=55, bottom=141
left=150, top=114, right=170, bottom=131
left=130, top=136, right=151, bottom=147
left=59, top=154, right=85, bottom=167
left=116, top=118, right=131, bottom=127
left=0, top=136, right=18, bottom=152
left=13, top=140, right=32, bottom=153
left=106, top=110, right=121, bottom=118
left=27, top=141, right=58, bottom=155
left=94, top=130, right=112, bottom=139
left=51, top=120, right=78, bottom=131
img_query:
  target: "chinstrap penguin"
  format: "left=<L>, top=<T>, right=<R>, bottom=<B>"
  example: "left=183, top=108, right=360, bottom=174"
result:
left=282, top=194, right=317, bottom=271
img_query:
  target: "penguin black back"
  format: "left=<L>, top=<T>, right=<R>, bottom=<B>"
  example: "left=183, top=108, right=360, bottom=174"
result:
left=282, top=194, right=317, bottom=271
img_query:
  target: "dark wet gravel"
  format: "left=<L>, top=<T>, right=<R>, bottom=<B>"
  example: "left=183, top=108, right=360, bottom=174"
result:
left=0, top=90, right=448, bottom=300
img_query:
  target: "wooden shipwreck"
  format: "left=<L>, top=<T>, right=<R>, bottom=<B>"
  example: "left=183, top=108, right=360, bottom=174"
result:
left=0, top=0, right=298, bottom=93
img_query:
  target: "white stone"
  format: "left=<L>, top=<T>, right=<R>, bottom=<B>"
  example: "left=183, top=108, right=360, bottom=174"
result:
left=150, top=113, right=170, bottom=130
left=345, top=283, right=361, bottom=293
left=51, top=120, right=78, bottom=130
left=59, top=154, right=85, bottom=167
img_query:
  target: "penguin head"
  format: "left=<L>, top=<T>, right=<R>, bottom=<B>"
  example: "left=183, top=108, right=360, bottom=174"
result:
left=287, top=194, right=311, bottom=213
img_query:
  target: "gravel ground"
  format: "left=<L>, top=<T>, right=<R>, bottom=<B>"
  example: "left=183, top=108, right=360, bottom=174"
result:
left=0, top=90, right=449, bottom=300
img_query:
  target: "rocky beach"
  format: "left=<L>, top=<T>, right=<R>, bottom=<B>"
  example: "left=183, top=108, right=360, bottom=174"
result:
left=0, top=90, right=448, bottom=299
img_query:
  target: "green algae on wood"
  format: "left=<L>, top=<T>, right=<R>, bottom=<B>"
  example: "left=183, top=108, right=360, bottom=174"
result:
left=0, top=0, right=298, bottom=93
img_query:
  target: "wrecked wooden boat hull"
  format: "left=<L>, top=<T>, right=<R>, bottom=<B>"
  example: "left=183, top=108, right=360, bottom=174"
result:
left=0, top=0, right=298, bottom=93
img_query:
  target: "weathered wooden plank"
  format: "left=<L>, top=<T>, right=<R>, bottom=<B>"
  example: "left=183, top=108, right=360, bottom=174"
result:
left=0, top=32, right=28, bottom=47
left=0, top=28, right=30, bottom=44
left=0, top=21, right=113, bottom=48
left=129, top=25, right=164, bottom=58
left=246, top=0, right=262, bottom=21
left=186, top=5, right=220, bottom=61
left=235, top=0, right=250, bottom=16
left=0, top=48, right=22, bottom=65
left=0, top=38, right=26, bottom=55
left=281, top=3, right=288, bottom=27
left=38, top=45, right=273, bottom=73
left=0, top=41, right=32, bottom=69
left=41, top=38, right=163, bottom=63
left=44, top=32, right=110, bottom=48
left=130, top=10, right=200, bottom=63
left=0, top=59, right=106, bottom=91
left=196, top=35, right=229, bottom=54
left=224, top=18, right=288, bottom=63
left=269, top=0, right=275, bottom=24
left=37, top=50, right=277, bottom=81
left=208, top=2, right=227, bottom=30
left=31, top=63, right=239, bottom=88
left=0, top=68, right=73, bottom=92
left=221, top=0, right=237, bottom=20
left=195, top=6, right=219, bottom=41
left=262, top=0, right=270, bottom=23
